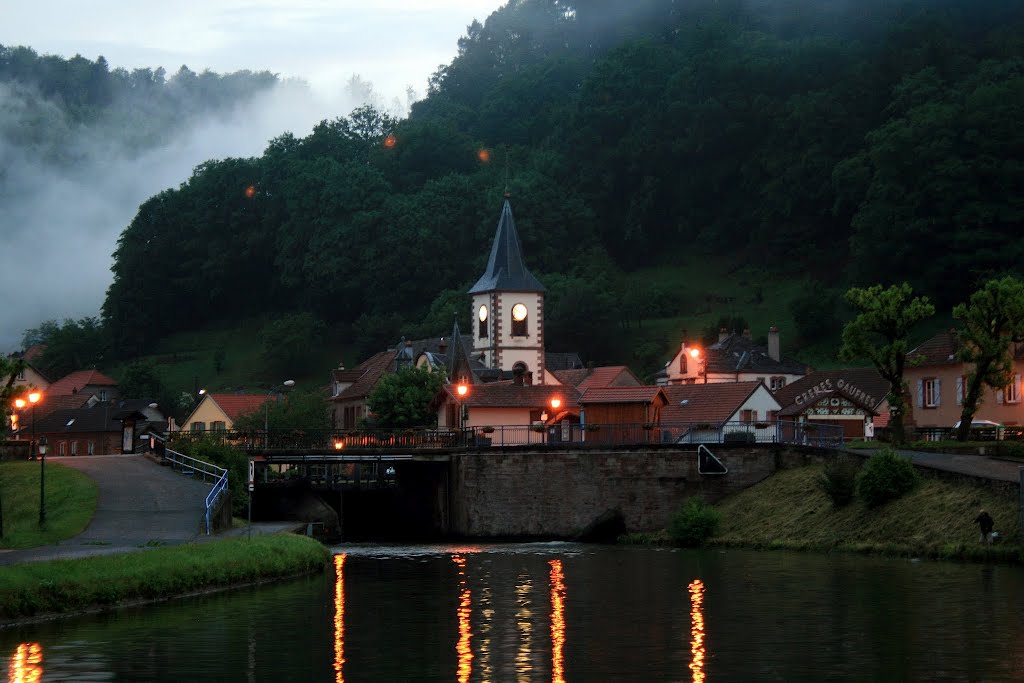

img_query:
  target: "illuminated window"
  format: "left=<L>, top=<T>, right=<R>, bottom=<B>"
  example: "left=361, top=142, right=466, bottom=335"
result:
left=511, top=303, right=528, bottom=337
left=478, top=305, right=489, bottom=338
left=923, top=378, right=940, bottom=407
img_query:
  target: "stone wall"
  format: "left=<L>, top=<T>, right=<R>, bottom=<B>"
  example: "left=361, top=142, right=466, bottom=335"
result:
left=449, top=445, right=816, bottom=538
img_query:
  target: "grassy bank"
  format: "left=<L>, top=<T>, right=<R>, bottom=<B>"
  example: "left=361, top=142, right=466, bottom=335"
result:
left=709, top=465, right=1021, bottom=562
left=0, top=534, right=330, bottom=622
left=0, top=461, right=98, bottom=548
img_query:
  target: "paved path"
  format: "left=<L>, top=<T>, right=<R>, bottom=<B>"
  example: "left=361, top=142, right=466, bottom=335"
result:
left=846, top=447, right=1024, bottom=483
left=0, top=454, right=214, bottom=565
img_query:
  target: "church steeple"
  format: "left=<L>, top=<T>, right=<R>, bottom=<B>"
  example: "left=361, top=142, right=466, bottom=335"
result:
left=469, top=198, right=547, bottom=383
left=469, top=199, right=545, bottom=294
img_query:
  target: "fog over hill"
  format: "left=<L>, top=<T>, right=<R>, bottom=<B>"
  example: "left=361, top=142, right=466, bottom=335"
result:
left=0, top=77, right=369, bottom=352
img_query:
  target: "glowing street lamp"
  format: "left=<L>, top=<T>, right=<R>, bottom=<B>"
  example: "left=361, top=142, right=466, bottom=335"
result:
left=455, top=381, right=469, bottom=443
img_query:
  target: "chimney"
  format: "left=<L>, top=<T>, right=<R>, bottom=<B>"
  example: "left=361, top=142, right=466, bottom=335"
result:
left=525, top=371, right=534, bottom=386
left=768, top=326, right=780, bottom=362
left=719, top=327, right=729, bottom=343
left=438, top=337, right=448, bottom=355
left=513, top=373, right=524, bottom=386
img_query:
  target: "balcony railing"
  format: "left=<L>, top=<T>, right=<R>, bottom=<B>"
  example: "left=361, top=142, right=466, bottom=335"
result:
left=168, top=420, right=844, bottom=451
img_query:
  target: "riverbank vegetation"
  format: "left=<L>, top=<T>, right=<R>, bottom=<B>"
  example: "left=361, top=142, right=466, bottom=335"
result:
left=0, top=462, right=97, bottom=548
left=711, top=465, right=1020, bottom=563
left=0, top=534, right=330, bottom=622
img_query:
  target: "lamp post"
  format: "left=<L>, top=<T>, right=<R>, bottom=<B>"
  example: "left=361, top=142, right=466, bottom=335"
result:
left=456, top=381, right=469, bottom=445
left=689, top=347, right=706, bottom=384
left=38, top=435, right=48, bottom=528
left=265, top=380, right=295, bottom=448
left=15, top=392, right=41, bottom=459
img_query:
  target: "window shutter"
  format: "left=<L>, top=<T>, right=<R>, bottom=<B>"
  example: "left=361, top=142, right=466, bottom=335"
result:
left=934, top=378, right=941, bottom=406
left=916, top=380, right=924, bottom=408
left=956, top=376, right=963, bottom=406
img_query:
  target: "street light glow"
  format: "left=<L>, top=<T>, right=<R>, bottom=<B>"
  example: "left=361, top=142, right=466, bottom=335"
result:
left=550, top=397, right=562, bottom=410
left=28, top=392, right=40, bottom=404
left=456, top=383, right=468, bottom=397
left=689, top=348, right=701, bottom=359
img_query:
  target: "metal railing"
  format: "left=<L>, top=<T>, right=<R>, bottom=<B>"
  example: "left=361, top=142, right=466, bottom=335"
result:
left=163, top=446, right=229, bottom=535
left=912, top=426, right=1024, bottom=442
left=168, top=420, right=844, bottom=451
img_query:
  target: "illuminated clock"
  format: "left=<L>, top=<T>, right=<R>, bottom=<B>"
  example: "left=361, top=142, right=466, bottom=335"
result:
left=512, top=303, right=528, bottom=322
left=478, top=305, right=488, bottom=322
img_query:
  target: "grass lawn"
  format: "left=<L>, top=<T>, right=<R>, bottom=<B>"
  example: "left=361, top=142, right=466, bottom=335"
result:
left=0, top=461, right=98, bottom=549
left=0, top=534, right=330, bottom=621
left=713, top=464, right=1020, bottom=559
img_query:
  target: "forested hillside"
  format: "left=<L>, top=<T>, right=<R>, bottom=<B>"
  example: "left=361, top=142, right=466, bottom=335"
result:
left=91, top=0, right=1024, bottom=367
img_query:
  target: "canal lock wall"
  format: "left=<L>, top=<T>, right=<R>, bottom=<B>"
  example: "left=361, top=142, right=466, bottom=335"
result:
left=449, top=445, right=830, bottom=538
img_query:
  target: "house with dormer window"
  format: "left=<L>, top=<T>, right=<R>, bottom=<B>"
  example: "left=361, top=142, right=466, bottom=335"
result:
left=656, top=327, right=809, bottom=388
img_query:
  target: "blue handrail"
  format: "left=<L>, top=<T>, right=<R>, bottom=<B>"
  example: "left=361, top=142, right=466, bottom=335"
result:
left=163, top=447, right=229, bottom=535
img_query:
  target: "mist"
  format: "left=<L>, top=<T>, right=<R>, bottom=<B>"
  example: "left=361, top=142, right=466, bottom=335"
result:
left=0, top=77, right=382, bottom=353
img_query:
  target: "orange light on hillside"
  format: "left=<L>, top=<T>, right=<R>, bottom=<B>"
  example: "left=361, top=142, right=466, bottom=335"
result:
left=550, top=397, right=562, bottom=410
left=245, top=185, right=256, bottom=198
left=477, top=148, right=490, bottom=163
left=456, top=383, right=468, bottom=397
left=383, top=134, right=397, bottom=148
left=689, top=348, right=701, bottom=360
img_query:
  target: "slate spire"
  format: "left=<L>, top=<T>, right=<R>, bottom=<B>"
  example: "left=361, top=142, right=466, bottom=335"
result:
left=468, top=199, right=546, bottom=294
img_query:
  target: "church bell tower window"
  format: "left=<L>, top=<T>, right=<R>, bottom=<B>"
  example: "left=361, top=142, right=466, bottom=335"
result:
left=511, top=303, right=528, bottom=337
left=478, top=305, right=489, bottom=338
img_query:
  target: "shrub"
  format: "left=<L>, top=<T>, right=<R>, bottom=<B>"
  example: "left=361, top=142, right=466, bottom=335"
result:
left=724, top=431, right=756, bottom=444
left=856, top=449, right=919, bottom=508
left=818, top=457, right=860, bottom=507
left=668, top=498, right=720, bottom=547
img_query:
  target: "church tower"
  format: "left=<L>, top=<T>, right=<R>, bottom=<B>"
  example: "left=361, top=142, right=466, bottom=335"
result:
left=468, top=197, right=547, bottom=383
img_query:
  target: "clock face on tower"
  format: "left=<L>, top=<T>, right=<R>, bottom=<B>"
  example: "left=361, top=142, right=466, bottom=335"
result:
left=511, top=303, right=528, bottom=322
left=478, top=305, right=488, bottom=322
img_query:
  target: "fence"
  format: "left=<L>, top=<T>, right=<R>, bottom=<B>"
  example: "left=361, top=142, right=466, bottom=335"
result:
left=168, top=420, right=843, bottom=451
left=162, top=446, right=229, bottom=535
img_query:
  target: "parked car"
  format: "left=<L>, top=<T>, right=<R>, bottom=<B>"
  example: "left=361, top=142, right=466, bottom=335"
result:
left=952, top=420, right=1004, bottom=440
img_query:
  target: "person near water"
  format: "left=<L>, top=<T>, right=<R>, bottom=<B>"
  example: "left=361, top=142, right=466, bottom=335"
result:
left=975, top=509, right=994, bottom=544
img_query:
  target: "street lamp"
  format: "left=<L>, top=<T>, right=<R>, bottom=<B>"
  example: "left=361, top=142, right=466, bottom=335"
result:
left=265, top=380, right=295, bottom=447
left=38, top=435, right=48, bottom=528
left=456, top=381, right=469, bottom=444
left=15, top=392, right=41, bottom=459
left=689, top=347, right=707, bottom=384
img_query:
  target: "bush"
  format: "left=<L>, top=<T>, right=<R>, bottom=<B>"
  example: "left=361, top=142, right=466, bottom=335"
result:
left=668, top=498, right=720, bottom=547
left=856, top=449, right=919, bottom=508
left=818, top=457, right=860, bottom=507
left=724, top=431, right=756, bottom=444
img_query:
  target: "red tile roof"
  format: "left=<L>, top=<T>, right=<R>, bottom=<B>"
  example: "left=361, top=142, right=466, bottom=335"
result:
left=578, top=386, right=667, bottom=405
left=208, top=394, right=272, bottom=421
left=331, top=351, right=397, bottom=401
left=47, top=369, right=119, bottom=396
left=445, top=383, right=580, bottom=409
left=661, top=382, right=764, bottom=426
left=553, top=366, right=641, bottom=390
left=552, top=368, right=589, bottom=387
left=907, top=330, right=960, bottom=366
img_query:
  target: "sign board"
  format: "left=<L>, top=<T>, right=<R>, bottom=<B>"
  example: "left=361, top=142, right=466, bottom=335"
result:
left=248, top=460, right=255, bottom=492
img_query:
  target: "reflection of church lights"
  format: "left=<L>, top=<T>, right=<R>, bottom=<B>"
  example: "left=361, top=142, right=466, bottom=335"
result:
left=549, top=560, right=566, bottom=683
left=9, top=643, right=43, bottom=683
left=453, top=555, right=473, bottom=683
left=515, top=574, right=533, bottom=683
left=688, top=579, right=706, bottom=683
left=333, top=554, right=347, bottom=683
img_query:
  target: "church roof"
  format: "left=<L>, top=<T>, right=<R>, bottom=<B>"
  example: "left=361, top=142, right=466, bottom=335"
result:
left=468, top=199, right=545, bottom=294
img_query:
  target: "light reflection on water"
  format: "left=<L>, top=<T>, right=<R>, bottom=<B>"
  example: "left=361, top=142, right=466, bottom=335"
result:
left=4, top=545, right=1024, bottom=682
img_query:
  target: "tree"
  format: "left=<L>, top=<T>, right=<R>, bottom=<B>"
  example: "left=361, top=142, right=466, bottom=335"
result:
left=952, top=276, right=1024, bottom=440
left=366, top=367, right=446, bottom=428
left=233, top=388, right=331, bottom=431
left=839, top=283, right=935, bottom=445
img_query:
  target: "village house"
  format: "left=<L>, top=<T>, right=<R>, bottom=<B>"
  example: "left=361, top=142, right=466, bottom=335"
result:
left=9, top=345, right=51, bottom=394
left=903, top=329, right=1024, bottom=431
left=29, top=400, right=165, bottom=455
left=661, top=381, right=781, bottom=443
left=181, top=393, right=273, bottom=433
left=657, top=327, right=809, bottom=390
left=772, top=368, right=890, bottom=441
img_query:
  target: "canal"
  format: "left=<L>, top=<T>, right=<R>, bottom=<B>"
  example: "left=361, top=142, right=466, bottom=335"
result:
left=3, top=544, right=1023, bottom=681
